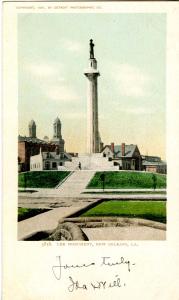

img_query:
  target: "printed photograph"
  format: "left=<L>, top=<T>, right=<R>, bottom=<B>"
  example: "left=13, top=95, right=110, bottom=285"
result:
left=18, top=13, right=167, bottom=241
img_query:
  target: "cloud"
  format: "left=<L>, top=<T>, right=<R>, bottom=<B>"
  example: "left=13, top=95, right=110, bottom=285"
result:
left=23, top=61, right=81, bottom=103
left=46, top=85, right=79, bottom=102
left=63, top=39, right=83, bottom=53
left=119, top=107, right=155, bottom=115
left=65, top=112, right=86, bottom=119
left=25, top=62, right=62, bottom=78
left=112, top=63, right=151, bottom=98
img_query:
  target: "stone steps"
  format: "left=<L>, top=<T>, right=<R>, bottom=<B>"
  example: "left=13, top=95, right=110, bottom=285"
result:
left=56, top=170, right=95, bottom=196
left=65, top=153, right=118, bottom=171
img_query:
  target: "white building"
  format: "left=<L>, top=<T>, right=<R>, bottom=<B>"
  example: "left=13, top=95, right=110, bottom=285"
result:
left=30, top=148, right=72, bottom=171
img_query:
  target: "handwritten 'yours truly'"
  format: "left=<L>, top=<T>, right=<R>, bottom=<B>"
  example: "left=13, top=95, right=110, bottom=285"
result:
left=52, top=256, right=135, bottom=287
left=52, top=256, right=95, bottom=280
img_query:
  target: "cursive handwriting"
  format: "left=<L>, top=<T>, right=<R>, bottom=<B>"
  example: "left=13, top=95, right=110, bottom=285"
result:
left=68, top=276, right=88, bottom=292
left=101, top=256, right=134, bottom=272
left=68, top=275, right=125, bottom=292
left=52, top=256, right=95, bottom=280
left=52, top=255, right=135, bottom=292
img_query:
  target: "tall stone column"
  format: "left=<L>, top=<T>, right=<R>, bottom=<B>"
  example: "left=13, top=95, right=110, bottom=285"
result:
left=84, top=39, right=100, bottom=153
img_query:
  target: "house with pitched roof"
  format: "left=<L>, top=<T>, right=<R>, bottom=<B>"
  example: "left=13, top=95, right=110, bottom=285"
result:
left=101, top=143, right=142, bottom=170
left=142, top=155, right=167, bottom=174
left=30, top=148, right=72, bottom=171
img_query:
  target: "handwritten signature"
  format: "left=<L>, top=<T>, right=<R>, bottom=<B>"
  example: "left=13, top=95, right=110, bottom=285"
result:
left=67, top=274, right=125, bottom=292
left=52, top=256, right=135, bottom=289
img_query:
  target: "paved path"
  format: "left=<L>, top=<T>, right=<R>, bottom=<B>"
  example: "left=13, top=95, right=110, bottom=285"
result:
left=18, top=196, right=99, bottom=209
left=23, top=170, right=95, bottom=198
left=18, top=194, right=166, bottom=209
left=19, top=187, right=166, bottom=193
left=18, top=199, right=99, bottom=240
left=18, top=194, right=166, bottom=240
left=18, top=171, right=166, bottom=240
left=84, top=188, right=166, bottom=192
left=82, top=226, right=166, bottom=240
left=56, top=170, right=95, bottom=196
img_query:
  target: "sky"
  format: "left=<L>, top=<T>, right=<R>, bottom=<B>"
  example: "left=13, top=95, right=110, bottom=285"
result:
left=18, top=13, right=166, bottom=159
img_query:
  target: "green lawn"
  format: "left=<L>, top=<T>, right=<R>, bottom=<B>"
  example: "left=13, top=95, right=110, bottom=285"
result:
left=81, top=200, right=166, bottom=223
left=18, top=171, right=70, bottom=188
left=87, top=171, right=166, bottom=189
left=18, top=207, right=50, bottom=222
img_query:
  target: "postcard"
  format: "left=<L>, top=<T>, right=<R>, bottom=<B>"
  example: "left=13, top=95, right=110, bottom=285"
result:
left=3, top=1, right=179, bottom=299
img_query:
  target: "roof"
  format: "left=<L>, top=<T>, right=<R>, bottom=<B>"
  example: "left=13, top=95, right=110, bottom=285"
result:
left=29, top=120, right=36, bottom=126
left=18, top=135, right=59, bottom=146
left=42, top=152, right=61, bottom=160
left=101, top=145, right=111, bottom=152
left=41, top=152, right=72, bottom=160
left=114, top=144, right=138, bottom=158
left=18, top=135, right=47, bottom=144
left=64, top=152, right=72, bottom=160
left=54, top=117, right=61, bottom=124
left=141, top=155, right=161, bottom=162
left=142, top=160, right=166, bottom=166
left=102, top=144, right=140, bottom=158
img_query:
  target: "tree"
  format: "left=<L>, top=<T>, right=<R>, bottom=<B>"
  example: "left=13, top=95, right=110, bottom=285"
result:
left=152, top=174, right=157, bottom=190
left=100, top=173, right=105, bottom=191
left=24, top=172, right=27, bottom=190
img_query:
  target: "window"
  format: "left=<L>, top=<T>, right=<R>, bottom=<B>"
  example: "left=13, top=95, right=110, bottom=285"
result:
left=52, top=162, right=57, bottom=168
left=45, top=161, right=50, bottom=170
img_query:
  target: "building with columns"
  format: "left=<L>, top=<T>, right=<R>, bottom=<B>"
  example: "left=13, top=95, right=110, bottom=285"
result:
left=84, top=39, right=103, bottom=154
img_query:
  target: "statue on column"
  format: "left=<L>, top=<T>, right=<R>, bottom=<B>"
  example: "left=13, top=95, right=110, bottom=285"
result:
left=89, top=39, right=95, bottom=59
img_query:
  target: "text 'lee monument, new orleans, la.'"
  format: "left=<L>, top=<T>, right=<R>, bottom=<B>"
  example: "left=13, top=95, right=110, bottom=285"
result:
left=84, top=39, right=103, bottom=154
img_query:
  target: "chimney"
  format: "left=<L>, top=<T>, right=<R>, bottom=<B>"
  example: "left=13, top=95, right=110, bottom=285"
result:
left=111, top=142, right=114, bottom=153
left=55, top=145, right=60, bottom=155
left=121, top=143, right=125, bottom=156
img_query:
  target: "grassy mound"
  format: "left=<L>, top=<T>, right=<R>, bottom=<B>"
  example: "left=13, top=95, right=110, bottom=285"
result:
left=18, top=171, right=70, bottom=188
left=87, top=171, right=166, bottom=189
left=18, top=207, right=50, bottom=222
left=81, top=200, right=166, bottom=223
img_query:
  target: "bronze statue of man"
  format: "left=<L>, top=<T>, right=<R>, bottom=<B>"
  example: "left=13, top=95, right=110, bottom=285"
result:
left=90, top=39, right=95, bottom=59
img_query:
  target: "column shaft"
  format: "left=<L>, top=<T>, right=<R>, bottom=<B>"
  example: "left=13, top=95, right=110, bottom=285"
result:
left=86, top=74, right=99, bottom=153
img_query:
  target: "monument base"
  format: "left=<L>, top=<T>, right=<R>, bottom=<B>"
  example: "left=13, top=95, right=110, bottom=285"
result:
left=64, top=153, right=119, bottom=171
